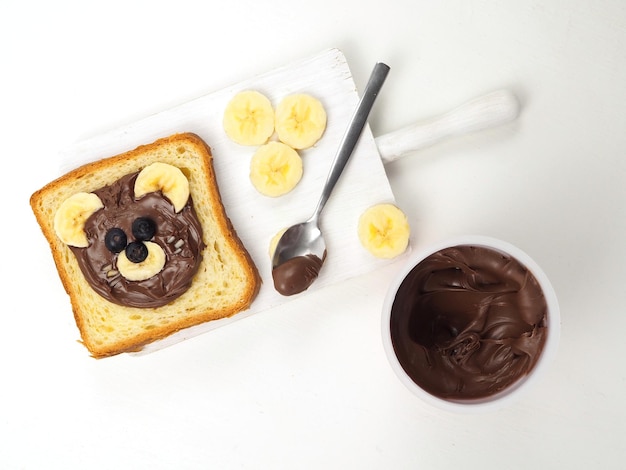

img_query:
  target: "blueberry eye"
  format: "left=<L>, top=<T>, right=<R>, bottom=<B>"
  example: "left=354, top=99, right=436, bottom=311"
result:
left=125, top=241, right=148, bottom=263
left=132, top=217, right=156, bottom=241
left=105, top=228, right=127, bottom=253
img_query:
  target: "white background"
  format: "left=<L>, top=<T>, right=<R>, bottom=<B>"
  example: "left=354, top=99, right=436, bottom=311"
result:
left=2, top=1, right=625, bottom=469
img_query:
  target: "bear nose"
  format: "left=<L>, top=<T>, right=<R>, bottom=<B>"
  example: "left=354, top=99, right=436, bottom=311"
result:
left=125, top=241, right=149, bottom=263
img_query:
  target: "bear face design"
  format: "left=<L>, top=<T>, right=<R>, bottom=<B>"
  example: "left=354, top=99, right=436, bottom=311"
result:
left=54, top=162, right=205, bottom=308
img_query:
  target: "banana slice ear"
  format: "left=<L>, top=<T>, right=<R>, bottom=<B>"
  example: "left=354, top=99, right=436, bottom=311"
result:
left=134, top=162, right=190, bottom=213
left=54, top=192, right=105, bottom=247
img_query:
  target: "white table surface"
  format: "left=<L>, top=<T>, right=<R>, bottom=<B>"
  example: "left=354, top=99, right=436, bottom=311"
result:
left=2, top=1, right=625, bottom=468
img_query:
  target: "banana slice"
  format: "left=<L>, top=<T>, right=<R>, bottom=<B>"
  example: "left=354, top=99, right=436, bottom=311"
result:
left=268, top=227, right=288, bottom=258
left=223, top=90, right=275, bottom=146
left=134, top=162, right=189, bottom=213
left=54, top=192, right=104, bottom=247
left=250, top=141, right=303, bottom=197
left=116, top=241, right=166, bottom=281
left=275, top=93, right=327, bottom=149
left=358, top=204, right=410, bottom=259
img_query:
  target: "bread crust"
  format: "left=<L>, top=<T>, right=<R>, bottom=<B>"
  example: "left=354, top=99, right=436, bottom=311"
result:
left=31, top=133, right=260, bottom=357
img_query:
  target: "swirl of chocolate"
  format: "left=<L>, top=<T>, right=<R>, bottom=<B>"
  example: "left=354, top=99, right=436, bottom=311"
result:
left=69, top=172, right=205, bottom=308
left=390, top=245, right=548, bottom=400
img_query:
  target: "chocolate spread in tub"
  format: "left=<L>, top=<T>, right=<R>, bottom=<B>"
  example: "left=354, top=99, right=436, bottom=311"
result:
left=390, top=245, right=548, bottom=400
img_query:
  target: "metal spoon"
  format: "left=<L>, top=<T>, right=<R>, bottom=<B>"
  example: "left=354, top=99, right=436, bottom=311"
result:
left=271, top=62, right=390, bottom=296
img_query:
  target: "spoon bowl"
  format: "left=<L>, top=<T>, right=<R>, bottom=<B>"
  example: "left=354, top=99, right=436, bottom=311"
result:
left=273, top=215, right=324, bottom=266
left=271, top=62, right=390, bottom=295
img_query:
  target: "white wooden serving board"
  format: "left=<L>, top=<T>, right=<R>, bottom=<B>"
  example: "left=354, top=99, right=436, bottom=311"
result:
left=58, top=48, right=410, bottom=354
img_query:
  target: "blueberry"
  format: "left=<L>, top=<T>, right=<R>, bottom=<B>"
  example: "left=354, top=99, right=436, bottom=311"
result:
left=132, top=217, right=156, bottom=241
left=104, top=228, right=127, bottom=253
left=125, top=241, right=148, bottom=263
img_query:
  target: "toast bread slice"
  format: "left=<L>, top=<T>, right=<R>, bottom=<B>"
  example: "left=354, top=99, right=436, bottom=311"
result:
left=30, top=133, right=260, bottom=357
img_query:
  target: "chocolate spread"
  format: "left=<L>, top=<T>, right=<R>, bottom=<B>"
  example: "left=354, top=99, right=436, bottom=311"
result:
left=70, top=172, right=205, bottom=308
left=390, top=245, right=547, bottom=400
left=272, top=253, right=325, bottom=296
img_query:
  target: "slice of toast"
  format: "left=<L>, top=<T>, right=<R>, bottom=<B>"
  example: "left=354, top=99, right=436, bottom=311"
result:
left=30, top=133, right=260, bottom=358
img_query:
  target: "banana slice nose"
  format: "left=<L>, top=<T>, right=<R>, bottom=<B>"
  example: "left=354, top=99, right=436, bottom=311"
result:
left=116, top=241, right=166, bottom=281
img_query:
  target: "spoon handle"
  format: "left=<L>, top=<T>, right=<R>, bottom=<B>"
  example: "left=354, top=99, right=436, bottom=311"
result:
left=311, top=61, right=390, bottom=219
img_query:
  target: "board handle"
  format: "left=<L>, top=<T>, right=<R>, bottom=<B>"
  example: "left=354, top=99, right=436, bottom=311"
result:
left=375, top=89, right=520, bottom=164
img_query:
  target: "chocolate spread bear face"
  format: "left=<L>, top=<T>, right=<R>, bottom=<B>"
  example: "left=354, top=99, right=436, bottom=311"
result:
left=54, top=163, right=205, bottom=308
